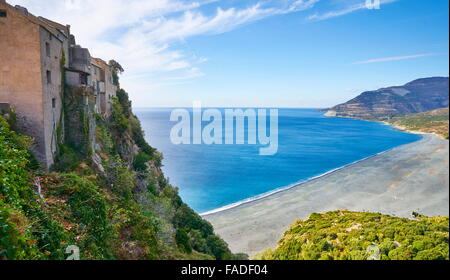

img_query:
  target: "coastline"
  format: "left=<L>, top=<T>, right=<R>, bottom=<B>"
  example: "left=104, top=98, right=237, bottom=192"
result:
left=382, top=121, right=448, bottom=140
left=200, top=139, right=419, bottom=217
left=204, top=133, right=449, bottom=257
left=200, top=119, right=424, bottom=217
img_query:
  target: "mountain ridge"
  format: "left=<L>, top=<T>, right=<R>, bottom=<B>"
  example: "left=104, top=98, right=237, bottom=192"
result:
left=326, top=77, right=449, bottom=120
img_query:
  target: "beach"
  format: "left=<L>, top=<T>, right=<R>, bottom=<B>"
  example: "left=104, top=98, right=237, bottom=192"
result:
left=204, top=135, right=449, bottom=257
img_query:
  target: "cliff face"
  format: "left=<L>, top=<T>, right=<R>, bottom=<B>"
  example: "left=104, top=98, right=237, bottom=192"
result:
left=0, top=77, right=245, bottom=260
left=326, top=77, right=449, bottom=120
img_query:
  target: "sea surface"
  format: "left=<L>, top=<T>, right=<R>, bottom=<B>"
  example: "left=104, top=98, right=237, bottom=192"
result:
left=134, top=108, right=421, bottom=213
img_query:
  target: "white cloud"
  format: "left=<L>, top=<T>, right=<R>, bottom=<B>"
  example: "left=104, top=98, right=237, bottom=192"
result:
left=8, top=0, right=318, bottom=92
left=352, top=53, right=445, bottom=64
left=307, top=0, right=397, bottom=21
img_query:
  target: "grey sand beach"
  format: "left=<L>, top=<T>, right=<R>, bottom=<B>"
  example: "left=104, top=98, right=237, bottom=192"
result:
left=204, top=135, right=449, bottom=257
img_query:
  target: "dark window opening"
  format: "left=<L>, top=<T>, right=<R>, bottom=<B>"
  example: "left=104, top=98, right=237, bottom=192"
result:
left=0, top=10, right=7, bottom=18
left=46, top=71, right=52, bottom=84
left=45, top=42, right=50, bottom=57
left=52, top=98, right=56, bottom=108
left=79, top=73, right=88, bottom=85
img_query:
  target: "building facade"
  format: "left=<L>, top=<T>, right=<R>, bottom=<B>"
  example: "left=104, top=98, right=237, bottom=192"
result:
left=0, top=1, right=69, bottom=168
left=91, top=57, right=117, bottom=117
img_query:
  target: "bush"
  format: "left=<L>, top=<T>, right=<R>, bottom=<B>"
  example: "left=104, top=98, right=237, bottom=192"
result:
left=106, top=155, right=135, bottom=200
left=255, top=211, right=449, bottom=260
left=111, top=98, right=129, bottom=133
left=48, top=174, right=115, bottom=259
left=133, top=152, right=152, bottom=172
left=176, top=228, right=192, bottom=253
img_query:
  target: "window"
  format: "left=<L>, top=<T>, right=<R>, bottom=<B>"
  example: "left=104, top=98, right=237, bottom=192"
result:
left=46, top=71, right=52, bottom=84
left=52, top=98, right=56, bottom=108
left=79, top=73, right=88, bottom=85
left=48, top=32, right=52, bottom=40
left=0, top=10, right=7, bottom=18
left=45, top=42, right=50, bottom=57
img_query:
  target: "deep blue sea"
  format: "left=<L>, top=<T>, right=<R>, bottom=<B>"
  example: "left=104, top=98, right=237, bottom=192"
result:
left=135, top=108, right=421, bottom=214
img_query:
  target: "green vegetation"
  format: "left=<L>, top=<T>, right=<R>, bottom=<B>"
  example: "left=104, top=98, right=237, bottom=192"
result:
left=255, top=211, right=449, bottom=260
left=389, top=108, right=449, bottom=139
left=0, top=71, right=244, bottom=260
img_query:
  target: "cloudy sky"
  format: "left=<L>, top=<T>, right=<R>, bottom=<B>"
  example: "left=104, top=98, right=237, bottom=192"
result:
left=8, top=0, right=449, bottom=107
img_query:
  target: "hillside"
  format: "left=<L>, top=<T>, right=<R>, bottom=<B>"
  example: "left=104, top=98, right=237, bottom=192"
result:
left=255, top=211, right=449, bottom=260
left=0, top=81, right=245, bottom=260
left=389, top=108, right=449, bottom=139
left=326, top=77, right=449, bottom=120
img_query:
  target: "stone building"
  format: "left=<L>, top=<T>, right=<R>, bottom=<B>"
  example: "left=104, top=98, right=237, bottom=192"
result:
left=90, top=57, right=117, bottom=117
left=0, top=0, right=118, bottom=168
left=0, top=1, right=70, bottom=168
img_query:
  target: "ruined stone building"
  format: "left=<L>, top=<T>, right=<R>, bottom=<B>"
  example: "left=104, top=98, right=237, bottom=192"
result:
left=0, top=0, right=117, bottom=168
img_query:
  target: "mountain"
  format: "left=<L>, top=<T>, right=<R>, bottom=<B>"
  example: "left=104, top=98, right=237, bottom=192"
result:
left=326, top=77, right=449, bottom=120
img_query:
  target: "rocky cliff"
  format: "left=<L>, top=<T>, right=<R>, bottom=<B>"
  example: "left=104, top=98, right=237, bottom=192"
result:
left=0, top=72, right=246, bottom=260
left=326, top=77, right=449, bottom=120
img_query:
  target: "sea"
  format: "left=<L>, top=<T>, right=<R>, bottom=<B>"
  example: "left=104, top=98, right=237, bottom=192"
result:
left=134, top=108, right=421, bottom=214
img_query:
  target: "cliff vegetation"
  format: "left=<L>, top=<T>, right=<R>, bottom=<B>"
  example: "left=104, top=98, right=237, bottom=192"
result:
left=388, top=108, right=449, bottom=139
left=255, top=211, right=449, bottom=260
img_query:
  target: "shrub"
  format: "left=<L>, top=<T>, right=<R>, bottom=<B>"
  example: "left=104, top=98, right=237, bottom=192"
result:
left=255, top=211, right=449, bottom=260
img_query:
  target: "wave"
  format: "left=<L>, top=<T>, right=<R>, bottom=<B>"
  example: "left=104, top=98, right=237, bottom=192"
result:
left=200, top=135, right=424, bottom=217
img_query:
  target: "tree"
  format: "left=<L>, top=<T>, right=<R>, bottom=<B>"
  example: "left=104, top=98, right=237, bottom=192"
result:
left=108, top=60, right=124, bottom=74
left=108, top=60, right=124, bottom=86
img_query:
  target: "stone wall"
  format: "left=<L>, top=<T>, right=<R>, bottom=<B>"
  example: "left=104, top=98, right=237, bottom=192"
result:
left=39, top=26, right=66, bottom=168
left=0, top=3, right=46, bottom=164
left=63, top=86, right=96, bottom=157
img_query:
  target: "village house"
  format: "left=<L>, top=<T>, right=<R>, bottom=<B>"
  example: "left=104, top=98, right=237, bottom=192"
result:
left=90, top=57, right=117, bottom=117
left=0, top=0, right=117, bottom=168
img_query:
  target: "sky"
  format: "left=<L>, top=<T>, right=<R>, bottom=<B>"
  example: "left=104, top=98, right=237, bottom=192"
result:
left=8, top=0, right=449, bottom=108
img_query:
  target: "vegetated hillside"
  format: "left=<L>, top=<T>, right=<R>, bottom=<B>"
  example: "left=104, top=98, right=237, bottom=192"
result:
left=326, top=77, right=449, bottom=120
left=255, top=211, right=449, bottom=260
left=0, top=81, right=246, bottom=260
left=389, top=108, right=449, bottom=139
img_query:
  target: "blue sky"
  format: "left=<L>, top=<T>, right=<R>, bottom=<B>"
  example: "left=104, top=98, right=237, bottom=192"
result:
left=10, top=0, right=449, bottom=107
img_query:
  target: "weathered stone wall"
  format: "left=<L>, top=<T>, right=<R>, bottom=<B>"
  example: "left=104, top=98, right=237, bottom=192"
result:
left=65, top=70, right=81, bottom=87
left=0, top=3, right=45, bottom=163
left=64, top=86, right=96, bottom=157
left=104, top=66, right=117, bottom=116
left=39, top=26, right=66, bottom=168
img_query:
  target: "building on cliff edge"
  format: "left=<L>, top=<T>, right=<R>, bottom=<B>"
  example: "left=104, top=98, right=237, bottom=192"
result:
left=0, top=0, right=117, bottom=168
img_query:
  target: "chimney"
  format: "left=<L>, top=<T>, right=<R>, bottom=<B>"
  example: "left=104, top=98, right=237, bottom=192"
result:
left=14, top=5, right=28, bottom=16
left=69, top=34, right=76, bottom=46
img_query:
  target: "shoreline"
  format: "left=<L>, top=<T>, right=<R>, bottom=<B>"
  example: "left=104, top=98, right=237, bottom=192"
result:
left=200, top=136, right=421, bottom=217
left=201, top=120, right=424, bottom=217
left=204, top=133, right=449, bottom=256
left=381, top=121, right=448, bottom=140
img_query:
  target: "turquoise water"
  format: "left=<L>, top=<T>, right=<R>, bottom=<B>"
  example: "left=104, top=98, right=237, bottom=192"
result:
left=135, top=108, right=421, bottom=213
